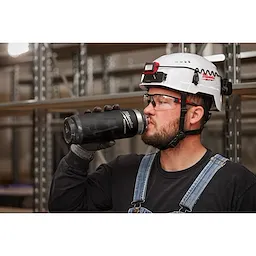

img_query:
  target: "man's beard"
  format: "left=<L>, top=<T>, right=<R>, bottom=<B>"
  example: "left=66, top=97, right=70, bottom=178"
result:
left=141, top=118, right=180, bottom=149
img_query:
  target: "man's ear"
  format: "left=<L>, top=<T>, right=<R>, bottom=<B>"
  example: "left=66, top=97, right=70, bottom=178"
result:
left=189, top=106, right=204, bottom=125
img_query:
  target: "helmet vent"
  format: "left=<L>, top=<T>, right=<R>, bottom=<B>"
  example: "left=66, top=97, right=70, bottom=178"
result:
left=175, top=60, right=191, bottom=64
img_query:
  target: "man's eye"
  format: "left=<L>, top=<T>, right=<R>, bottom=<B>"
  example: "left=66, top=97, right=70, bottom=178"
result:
left=159, top=99, right=167, bottom=104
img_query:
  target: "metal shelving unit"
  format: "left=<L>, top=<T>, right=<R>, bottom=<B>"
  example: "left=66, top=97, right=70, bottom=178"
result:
left=0, top=43, right=256, bottom=212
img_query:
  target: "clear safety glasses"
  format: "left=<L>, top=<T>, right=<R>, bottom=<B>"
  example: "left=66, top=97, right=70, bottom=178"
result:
left=143, top=93, right=198, bottom=110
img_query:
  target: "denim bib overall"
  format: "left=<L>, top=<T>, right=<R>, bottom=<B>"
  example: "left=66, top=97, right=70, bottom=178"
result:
left=128, top=152, right=228, bottom=213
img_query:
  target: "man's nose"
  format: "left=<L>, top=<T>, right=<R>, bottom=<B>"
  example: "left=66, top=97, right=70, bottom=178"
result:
left=143, top=101, right=155, bottom=115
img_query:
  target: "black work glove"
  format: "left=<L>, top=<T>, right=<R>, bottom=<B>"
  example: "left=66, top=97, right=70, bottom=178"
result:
left=70, top=104, right=120, bottom=160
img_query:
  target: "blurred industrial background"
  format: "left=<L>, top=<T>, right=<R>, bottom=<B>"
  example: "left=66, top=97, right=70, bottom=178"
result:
left=0, top=43, right=255, bottom=212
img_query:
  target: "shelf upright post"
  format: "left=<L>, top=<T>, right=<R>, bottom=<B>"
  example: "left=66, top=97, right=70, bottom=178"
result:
left=10, top=65, right=20, bottom=183
left=178, top=43, right=187, bottom=53
left=102, top=54, right=110, bottom=94
left=87, top=56, right=94, bottom=96
left=45, top=44, right=53, bottom=210
left=72, top=52, right=80, bottom=97
left=223, top=43, right=242, bottom=163
left=32, top=43, right=53, bottom=212
left=79, top=43, right=88, bottom=97
left=166, top=43, right=173, bottom=54
left=189, top=43, right=196, bottom=54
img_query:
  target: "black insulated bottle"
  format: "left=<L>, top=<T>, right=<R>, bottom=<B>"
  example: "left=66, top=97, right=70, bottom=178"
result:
left=63, top=109, right=148, bottom=145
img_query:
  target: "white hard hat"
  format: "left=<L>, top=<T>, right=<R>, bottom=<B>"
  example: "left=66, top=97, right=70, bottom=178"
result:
left=140, top=53, right=225, bottom=111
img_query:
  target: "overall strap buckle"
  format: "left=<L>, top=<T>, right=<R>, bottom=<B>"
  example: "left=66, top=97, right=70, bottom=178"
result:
left=178, top=204, right=192, bottom=213
left=131, top=200, right=144, bottom=213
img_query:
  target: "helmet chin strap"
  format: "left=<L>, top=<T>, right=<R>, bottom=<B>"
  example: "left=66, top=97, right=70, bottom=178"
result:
left=160, top=93, right=202, bottom=150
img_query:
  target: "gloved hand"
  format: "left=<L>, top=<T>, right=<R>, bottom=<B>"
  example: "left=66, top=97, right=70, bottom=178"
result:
left=81, top=104, right=120, bottom=151
left=70, top=104, right=120, bottom=160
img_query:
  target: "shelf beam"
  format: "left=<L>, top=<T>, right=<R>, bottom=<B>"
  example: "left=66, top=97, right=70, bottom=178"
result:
left=0, top=80, right=256, bottom=117
left=0, top=91, right=145, bottom=116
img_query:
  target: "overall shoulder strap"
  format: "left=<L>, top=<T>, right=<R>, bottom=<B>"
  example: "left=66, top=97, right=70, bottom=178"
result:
left=179, top=153, right=229, bottom=212
left=131, top=152, right=157, bottom=206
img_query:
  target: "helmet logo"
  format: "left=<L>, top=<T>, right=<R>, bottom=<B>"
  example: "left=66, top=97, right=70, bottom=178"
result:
left=202, top=73, right=215, bottom=81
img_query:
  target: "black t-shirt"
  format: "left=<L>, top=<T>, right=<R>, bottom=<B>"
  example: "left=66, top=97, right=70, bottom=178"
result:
left=49, top=149, right=256, bottom=212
